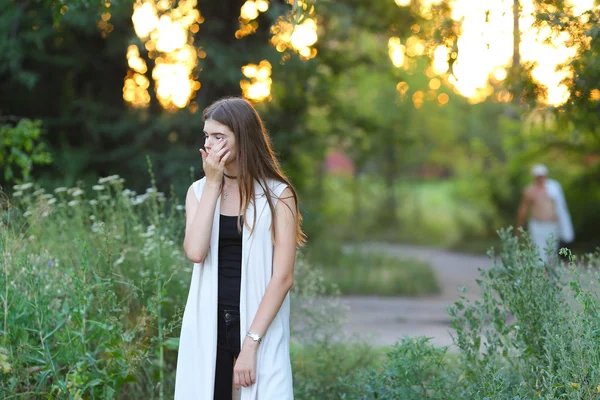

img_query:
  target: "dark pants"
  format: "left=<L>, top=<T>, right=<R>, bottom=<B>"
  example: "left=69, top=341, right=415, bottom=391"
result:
left=214, top=305, right=241, bottom=400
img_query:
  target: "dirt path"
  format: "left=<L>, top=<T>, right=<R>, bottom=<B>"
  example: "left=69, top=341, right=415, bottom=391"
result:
left=340, top=243, right=495, bottom=348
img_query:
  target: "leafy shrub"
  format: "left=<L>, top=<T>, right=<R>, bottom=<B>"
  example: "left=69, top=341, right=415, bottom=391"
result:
left=448, top=229, right=600, bottom=399
left=292, top=342, right=384, bottom=400
left=0, top=118, right=52, bottom=184
left=344, top=337, right=462, bottom=400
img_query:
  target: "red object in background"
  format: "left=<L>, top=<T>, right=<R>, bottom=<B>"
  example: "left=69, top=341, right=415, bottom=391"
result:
left=324, top=151, right=355, bottom=176
left=584, top=154, right=600, bottom=166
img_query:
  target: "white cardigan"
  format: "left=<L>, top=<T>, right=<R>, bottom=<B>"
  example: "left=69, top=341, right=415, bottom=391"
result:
left=174, top=177, right=294, bottom=400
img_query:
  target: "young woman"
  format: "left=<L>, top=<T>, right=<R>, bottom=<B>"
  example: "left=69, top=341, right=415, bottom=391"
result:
left=175, top=97, right=304, bottom=400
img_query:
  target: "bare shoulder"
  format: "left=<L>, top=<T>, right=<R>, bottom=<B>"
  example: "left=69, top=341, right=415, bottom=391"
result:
left=523, top=185, right=535, bottom=200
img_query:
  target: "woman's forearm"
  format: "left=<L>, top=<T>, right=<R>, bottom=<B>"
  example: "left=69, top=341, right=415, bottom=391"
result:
left=247, top=273, right=294, bottom=338
left=183, top=181, right=221, bottom=263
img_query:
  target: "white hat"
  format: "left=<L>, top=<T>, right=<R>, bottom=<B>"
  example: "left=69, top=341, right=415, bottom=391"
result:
left=531, top=164, right=548, bottom=177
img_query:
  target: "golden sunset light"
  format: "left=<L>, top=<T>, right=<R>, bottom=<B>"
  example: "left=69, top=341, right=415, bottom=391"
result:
left=236, top=0, right=270, bottom=39
left=125, top=0, right=203, bottom=110
left=396, top=0, right=597, bottom=105
left=270, top=0, right=318, bottom=60
left=241, top=60, right=273, bottom=102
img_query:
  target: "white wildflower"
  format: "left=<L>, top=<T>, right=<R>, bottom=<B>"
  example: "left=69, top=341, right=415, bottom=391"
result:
left=131, top=194, right=147, bottom=205
left=41, top=194, right=53, bottom=200
left=42, top=211, right=49, bottom=217
left=176, top=205, right=185, bottom=211
left=12, top=184, right=20, bottom=190
left=98, top=175, right=120, bottom=184
left=23, top=211, right=33, bottom=217
left=89, top=200, right=98, bottom=206
left=67, top=200, right=78, bottom=207
left=91, top=221, right=104, bottom=233
left=47, top=198, right=57, bottom=205
left=99, top=195, right=110, bottom=201
left=89, top=215, right=96, bottom=221
left=71, top=188, right=84, bottom=197
left=19, top=183, right=34, bottom=190
left=92, top=185, right=105, bottom=191
left=12, top=191, right=23, bottom=197
left=139, top=224, right=156, bottom=238
left=122, top=189, right=136, bottom=197
left=145, top=188, right=157, bottom=194
left=54, top=187, right=67, bottom=193
left=33, top=189, right=45, bottom=196
left=114, top=254, right=125, bottom=266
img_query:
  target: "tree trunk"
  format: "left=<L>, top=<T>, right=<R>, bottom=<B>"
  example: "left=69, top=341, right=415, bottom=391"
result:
left=511, top=0, right=521, bottom=104
left=383, top=145, right=398, bottom=230
left=352, top=170, right=363, bottom=241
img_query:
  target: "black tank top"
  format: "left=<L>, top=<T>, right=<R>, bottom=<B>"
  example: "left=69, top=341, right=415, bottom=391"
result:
left=218, top=215, right=243, bottom=307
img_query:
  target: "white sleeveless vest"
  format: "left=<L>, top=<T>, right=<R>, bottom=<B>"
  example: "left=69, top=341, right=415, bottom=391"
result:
left=174, top=177, right=294, bottom=400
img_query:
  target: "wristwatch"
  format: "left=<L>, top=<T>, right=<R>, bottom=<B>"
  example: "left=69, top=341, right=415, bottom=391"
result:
left=246, top=331, right=263, bottom=344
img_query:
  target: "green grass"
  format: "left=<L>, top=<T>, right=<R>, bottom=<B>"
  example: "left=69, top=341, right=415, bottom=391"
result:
left=319, top=250, right=440, bottom=296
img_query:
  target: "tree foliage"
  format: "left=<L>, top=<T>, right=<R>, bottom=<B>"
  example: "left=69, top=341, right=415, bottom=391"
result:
left=1, top=0, right=599, bottom=248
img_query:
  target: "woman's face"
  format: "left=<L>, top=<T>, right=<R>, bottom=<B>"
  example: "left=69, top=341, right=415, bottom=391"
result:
left=203, top=119, right=236, bottom=164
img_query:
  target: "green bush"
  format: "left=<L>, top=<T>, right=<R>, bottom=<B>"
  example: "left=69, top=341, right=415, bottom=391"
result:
left=448, top=229, right=600, bottom=399
left=292, top=342, right=385, bottom=400
left=344, top=337, right=462, bottom=400
left=0, top=118, right=52, bottom=184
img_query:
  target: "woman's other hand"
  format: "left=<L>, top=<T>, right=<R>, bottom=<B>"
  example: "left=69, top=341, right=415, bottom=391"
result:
left=233, top=337, right=258, bottom=389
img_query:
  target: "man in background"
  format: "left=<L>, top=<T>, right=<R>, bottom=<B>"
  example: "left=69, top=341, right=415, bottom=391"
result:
left=516, top=164, right=574, bottom=263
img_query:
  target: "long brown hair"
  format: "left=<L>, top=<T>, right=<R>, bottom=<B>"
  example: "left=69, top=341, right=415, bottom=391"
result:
left=203, top=97, right=306, bottom=247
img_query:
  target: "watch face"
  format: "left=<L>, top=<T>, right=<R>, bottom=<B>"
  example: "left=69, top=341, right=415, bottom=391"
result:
left=248, top=332, right=261, bottom=342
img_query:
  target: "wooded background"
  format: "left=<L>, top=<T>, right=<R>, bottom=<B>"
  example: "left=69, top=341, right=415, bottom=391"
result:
left=2, top=0, right=599, bottom=252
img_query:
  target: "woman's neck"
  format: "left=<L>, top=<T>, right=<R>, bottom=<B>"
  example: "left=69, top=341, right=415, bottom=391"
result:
left=224, top=161, right=238, bottom=178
